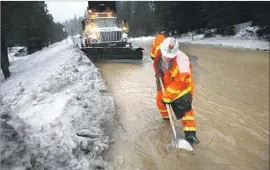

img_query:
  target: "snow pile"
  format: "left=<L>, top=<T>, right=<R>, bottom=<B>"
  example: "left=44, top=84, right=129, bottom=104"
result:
left=1, top=38, right=116, bottom=170
left=71, top=35, right=82, bottom=49
left=177, top=22, right=269, bottom=51
left=129, top=36, right=155, bottom=49
left=8, top=46, right=26, bottom=56
left=129, top=36, right=155, bottom=42
left=178, top=35, right=269, bottom=50
left=8, top=46, right=27, bottom=62
left=234, top=21, right=254, bottom=34
left=193, top=34, right=205, bottom=39
left=0, top=100, right=29, bottom=169
left=234, top=26, right=260, bottom=38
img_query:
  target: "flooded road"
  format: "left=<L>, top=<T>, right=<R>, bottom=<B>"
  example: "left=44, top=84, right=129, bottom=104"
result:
left=96, top=39, right=269, bottom=170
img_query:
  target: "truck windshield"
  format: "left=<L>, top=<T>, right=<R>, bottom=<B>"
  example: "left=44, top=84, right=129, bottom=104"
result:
left=93, top=18, right=120, bottom=28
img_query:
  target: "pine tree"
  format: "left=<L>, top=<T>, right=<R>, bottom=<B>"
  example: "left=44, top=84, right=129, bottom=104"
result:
left=1, top=1, right=68, bottom=54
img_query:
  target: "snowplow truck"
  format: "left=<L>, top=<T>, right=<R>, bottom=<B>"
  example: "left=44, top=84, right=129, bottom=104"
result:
left=80, top=1, right=143, bottom=61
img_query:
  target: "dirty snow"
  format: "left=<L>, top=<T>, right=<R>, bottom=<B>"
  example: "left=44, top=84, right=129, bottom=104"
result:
left=1, top=37, right=116, bottom=170
left=129, top=36, right=155, bottom=48
left=7, top=46, right=28, bottom=62
left=129, top=36, right=155, bottom=42
left=131, top=33, right=269, bottom=51
left=177, top=22, right=269, bottom=51
left=177, top=35, right=269, bottom=51
left=129, top=22, right=269, bottom=51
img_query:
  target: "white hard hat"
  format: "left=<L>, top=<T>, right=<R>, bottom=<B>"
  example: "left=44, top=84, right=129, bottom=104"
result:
left=160, top=37, right=179, bottom=59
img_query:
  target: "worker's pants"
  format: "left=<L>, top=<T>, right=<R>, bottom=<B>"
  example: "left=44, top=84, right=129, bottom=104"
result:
left=156, top=90, right=196, bottom=131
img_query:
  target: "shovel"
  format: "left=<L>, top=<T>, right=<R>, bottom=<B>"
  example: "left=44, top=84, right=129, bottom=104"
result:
left=159, top=77, right=194, bottom=152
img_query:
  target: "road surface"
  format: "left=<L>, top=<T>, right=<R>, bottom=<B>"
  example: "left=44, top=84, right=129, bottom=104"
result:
left=96, top=39, right=269, bottom=170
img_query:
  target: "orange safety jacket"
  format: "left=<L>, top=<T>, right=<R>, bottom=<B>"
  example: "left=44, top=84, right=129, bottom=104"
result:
left=150, top=34, right=166, bottom=60
left=153, top=50, right=194, bottom=103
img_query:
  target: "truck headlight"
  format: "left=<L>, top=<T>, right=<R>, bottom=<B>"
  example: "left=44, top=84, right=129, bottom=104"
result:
left=123, top=27, right=128, bottom=32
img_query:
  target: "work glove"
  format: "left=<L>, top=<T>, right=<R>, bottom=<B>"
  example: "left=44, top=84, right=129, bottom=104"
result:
left=184, top=131, right=200, bottom=144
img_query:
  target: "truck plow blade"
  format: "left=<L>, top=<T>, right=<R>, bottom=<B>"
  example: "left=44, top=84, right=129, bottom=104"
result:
left=81, top=42, right=144, bottom=61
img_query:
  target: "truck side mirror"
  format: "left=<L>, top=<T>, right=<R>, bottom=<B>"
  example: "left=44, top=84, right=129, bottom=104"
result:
left=81, top=21, right=85, bottom=31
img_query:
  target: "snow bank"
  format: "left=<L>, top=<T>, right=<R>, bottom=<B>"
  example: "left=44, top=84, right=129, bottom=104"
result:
left=177, top=22, right=269, bottom=51
left=234, top=21, right=254, bottom=34
left=129, top=36, right=155, bottom=48
left=1, top=38, right=116, bottom=170
left=8, top=46, right=27, bottom=63
left=129, top=36, right=155, bottom=42
left=178, top=36, right=269, bottom=50
left=72, top=36, right=82, bottom=49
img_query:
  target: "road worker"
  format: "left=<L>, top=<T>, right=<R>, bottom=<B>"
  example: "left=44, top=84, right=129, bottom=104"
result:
left=153, top=37, right=199, bottom=144
left=151, top=31, right=168, bottom=92
left=150, top=31, right=168, bottom=60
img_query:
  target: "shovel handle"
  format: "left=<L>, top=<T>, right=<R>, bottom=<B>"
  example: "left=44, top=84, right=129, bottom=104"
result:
left=159, top=77, right=177, bottom=139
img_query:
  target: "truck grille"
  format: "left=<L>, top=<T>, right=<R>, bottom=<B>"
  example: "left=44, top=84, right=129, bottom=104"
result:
left=99, top=31, right=122, bottom=42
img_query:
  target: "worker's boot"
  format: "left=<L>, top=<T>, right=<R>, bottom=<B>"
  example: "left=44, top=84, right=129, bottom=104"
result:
left=184, top=131, right=199, bottom=144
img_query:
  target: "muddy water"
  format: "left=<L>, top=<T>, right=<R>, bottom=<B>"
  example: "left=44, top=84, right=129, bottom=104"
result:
left=96, top=41, right=269, bottom=170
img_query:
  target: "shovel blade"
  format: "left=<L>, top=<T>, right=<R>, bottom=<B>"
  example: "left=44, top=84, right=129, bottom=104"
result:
left=172, top=138, right=194, bottom=152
